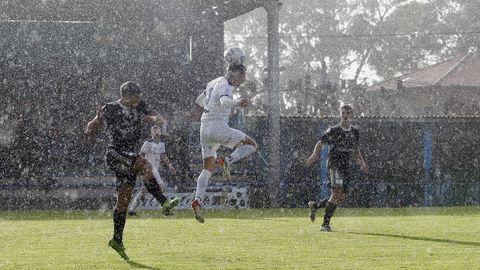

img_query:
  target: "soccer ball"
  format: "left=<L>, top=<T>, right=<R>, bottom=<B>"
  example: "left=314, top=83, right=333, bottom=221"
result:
left=224, top=46, right=246, bottom=66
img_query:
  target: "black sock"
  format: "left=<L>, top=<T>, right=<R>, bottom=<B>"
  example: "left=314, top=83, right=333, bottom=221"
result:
left=323, top=201, right=337, bottom=225
left=317, top=198, right=328, bottom=208
left=113, top=209, right=127, bottom=244
left=144, top=179, right=167, bottom=205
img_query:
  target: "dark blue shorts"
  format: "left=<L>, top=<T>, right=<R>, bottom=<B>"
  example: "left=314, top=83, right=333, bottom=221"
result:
left=105, top=147, right=139, bottom=189
left=327, top=166, right=353, bottom=192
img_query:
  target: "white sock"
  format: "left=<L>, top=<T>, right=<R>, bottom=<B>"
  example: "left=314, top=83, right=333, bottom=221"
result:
left=129, top=189, right=146, bottom=212
left=227, top=144, right=256, bottom=165
left=194, top=169, right=212, bottom=203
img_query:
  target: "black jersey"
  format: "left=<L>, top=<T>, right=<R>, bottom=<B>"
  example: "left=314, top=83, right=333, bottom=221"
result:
left=320, top=124, right=360, bottom=168
left=103, top=100, right=151, bottom=152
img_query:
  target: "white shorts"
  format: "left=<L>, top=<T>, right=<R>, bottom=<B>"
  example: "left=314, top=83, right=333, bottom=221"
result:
left=200, top=122, right=246, bottom=159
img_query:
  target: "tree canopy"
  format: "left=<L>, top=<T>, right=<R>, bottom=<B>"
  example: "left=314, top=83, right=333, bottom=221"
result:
left=225, top=0, right=479, bottom=115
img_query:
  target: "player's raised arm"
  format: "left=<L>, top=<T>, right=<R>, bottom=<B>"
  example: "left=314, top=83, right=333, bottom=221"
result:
left=306, top=140, right=324, bottom=167
left=85, top=104, right=104, bottom=137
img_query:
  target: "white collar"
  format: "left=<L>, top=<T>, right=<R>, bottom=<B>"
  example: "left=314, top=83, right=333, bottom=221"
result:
left=340, top=124, right=352, bottom=131
left=116, top=99, right=130, bottom=110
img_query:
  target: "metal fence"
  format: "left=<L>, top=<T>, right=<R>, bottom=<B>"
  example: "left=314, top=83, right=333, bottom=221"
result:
left=1, top=114, right=480, bottom=209
left=247, top=115, right=480, bottom=208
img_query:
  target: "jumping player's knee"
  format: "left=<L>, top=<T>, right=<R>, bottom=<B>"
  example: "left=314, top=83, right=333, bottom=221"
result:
left=203, top=157, right=216, bottom=172
left=250, top=140, right=258, bottom=150
left=241, top=136, right=257, bottom=150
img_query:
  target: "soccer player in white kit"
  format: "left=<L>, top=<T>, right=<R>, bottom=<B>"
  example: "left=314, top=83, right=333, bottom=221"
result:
left=128, top=125, right=176, bottom=216
left=191, top=63, right=257, bottom=223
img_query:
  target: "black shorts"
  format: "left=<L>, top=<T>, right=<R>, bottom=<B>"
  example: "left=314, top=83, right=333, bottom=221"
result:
left=327, top=166, right=353, bottom=192
left=105, top=147, right=139, bottom=189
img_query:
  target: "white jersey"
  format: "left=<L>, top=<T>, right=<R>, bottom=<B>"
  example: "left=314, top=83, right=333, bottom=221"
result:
left=139, top=139, right=166, bottom=170
left=198, top=77, right=235, bottom=124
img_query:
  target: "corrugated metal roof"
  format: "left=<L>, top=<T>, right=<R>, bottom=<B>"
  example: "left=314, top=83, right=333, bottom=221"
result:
left=368, top=51, right=480, bottom=91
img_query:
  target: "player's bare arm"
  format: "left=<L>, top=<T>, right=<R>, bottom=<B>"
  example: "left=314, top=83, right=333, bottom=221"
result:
left=191, top=104, right=205, bottom=118
left=144, top=111, right=164, bottom=127
left=191, top=92, right=207, bottom=118
left=85, top=104, right=104, bottom=136
left=355, top=147, right=369, bottom=173
left=195, top=91, right=206, bottom=107
left=306, top=141, right=323, bottom=167
left=161, top=153, right=175, bottom=175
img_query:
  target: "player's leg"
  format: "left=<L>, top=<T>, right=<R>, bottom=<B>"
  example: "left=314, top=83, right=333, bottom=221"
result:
left=108, top=181, right=134, bottom=260
left=226, top=135, right=257, bottom=165
left=153, top=173, right=171, bottom=214
left=128, top=186, right=147, bottom=216
left=192, top=145, right=217, bottom=223
left=105, top=148, right=137, bottom=260
left=321, top=168, right=347, bottom=231
left=308, top=198, right=328, bottom=222
left=152, top=169, right=166, bottom=193
left=112, top=183, right=133, bottom=242
left=219, top=127, right=257, bottom=179
left=321, top=187, right=346, bottom=231
left=134, top=156, right=178, bottom=215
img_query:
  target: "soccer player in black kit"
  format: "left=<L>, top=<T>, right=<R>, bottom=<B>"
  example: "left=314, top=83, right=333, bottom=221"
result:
left=306, top=104, right=368, bottom=231
left=85, top=81, right=179, bottom=260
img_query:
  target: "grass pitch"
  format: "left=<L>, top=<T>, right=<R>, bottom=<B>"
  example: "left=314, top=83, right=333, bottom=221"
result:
left=1, top=207, right=479, bottom=269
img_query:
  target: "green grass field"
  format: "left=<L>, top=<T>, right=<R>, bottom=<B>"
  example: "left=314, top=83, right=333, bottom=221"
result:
left=1, top=207, right=479, bottom=269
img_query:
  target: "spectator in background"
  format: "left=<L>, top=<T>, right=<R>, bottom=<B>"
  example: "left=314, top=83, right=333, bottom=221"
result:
left=128, top=125, right=176, bottom=216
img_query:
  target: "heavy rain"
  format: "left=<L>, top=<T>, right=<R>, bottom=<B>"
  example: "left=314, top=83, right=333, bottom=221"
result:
left=1, top=0, right=479, bottom=269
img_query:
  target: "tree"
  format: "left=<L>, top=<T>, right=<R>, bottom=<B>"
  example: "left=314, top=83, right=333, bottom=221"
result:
left=224, top=0, right=480, bottom=115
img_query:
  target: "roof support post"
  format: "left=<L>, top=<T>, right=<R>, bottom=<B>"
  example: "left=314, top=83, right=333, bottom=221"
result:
left=263, top=0, right=282, bottom=207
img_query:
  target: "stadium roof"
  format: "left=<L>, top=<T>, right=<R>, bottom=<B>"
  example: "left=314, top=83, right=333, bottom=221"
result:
left=0, top=0, right=271, bottom=23
left=192, top=0, right=267, bottom=22
left=368, top=51, right=480, bottom=91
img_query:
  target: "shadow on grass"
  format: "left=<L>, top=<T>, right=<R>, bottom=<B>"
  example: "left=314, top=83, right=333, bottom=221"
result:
left=344, top=231, right=480, bottom=247
left=127, top=260, right=164, bottom=270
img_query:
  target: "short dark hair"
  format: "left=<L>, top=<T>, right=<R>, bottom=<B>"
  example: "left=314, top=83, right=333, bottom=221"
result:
left=341, top=104, right=353, bottom=111
left=228, top=63, right=246, bottom=74
left=120, top=81, right=141, bottom=97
